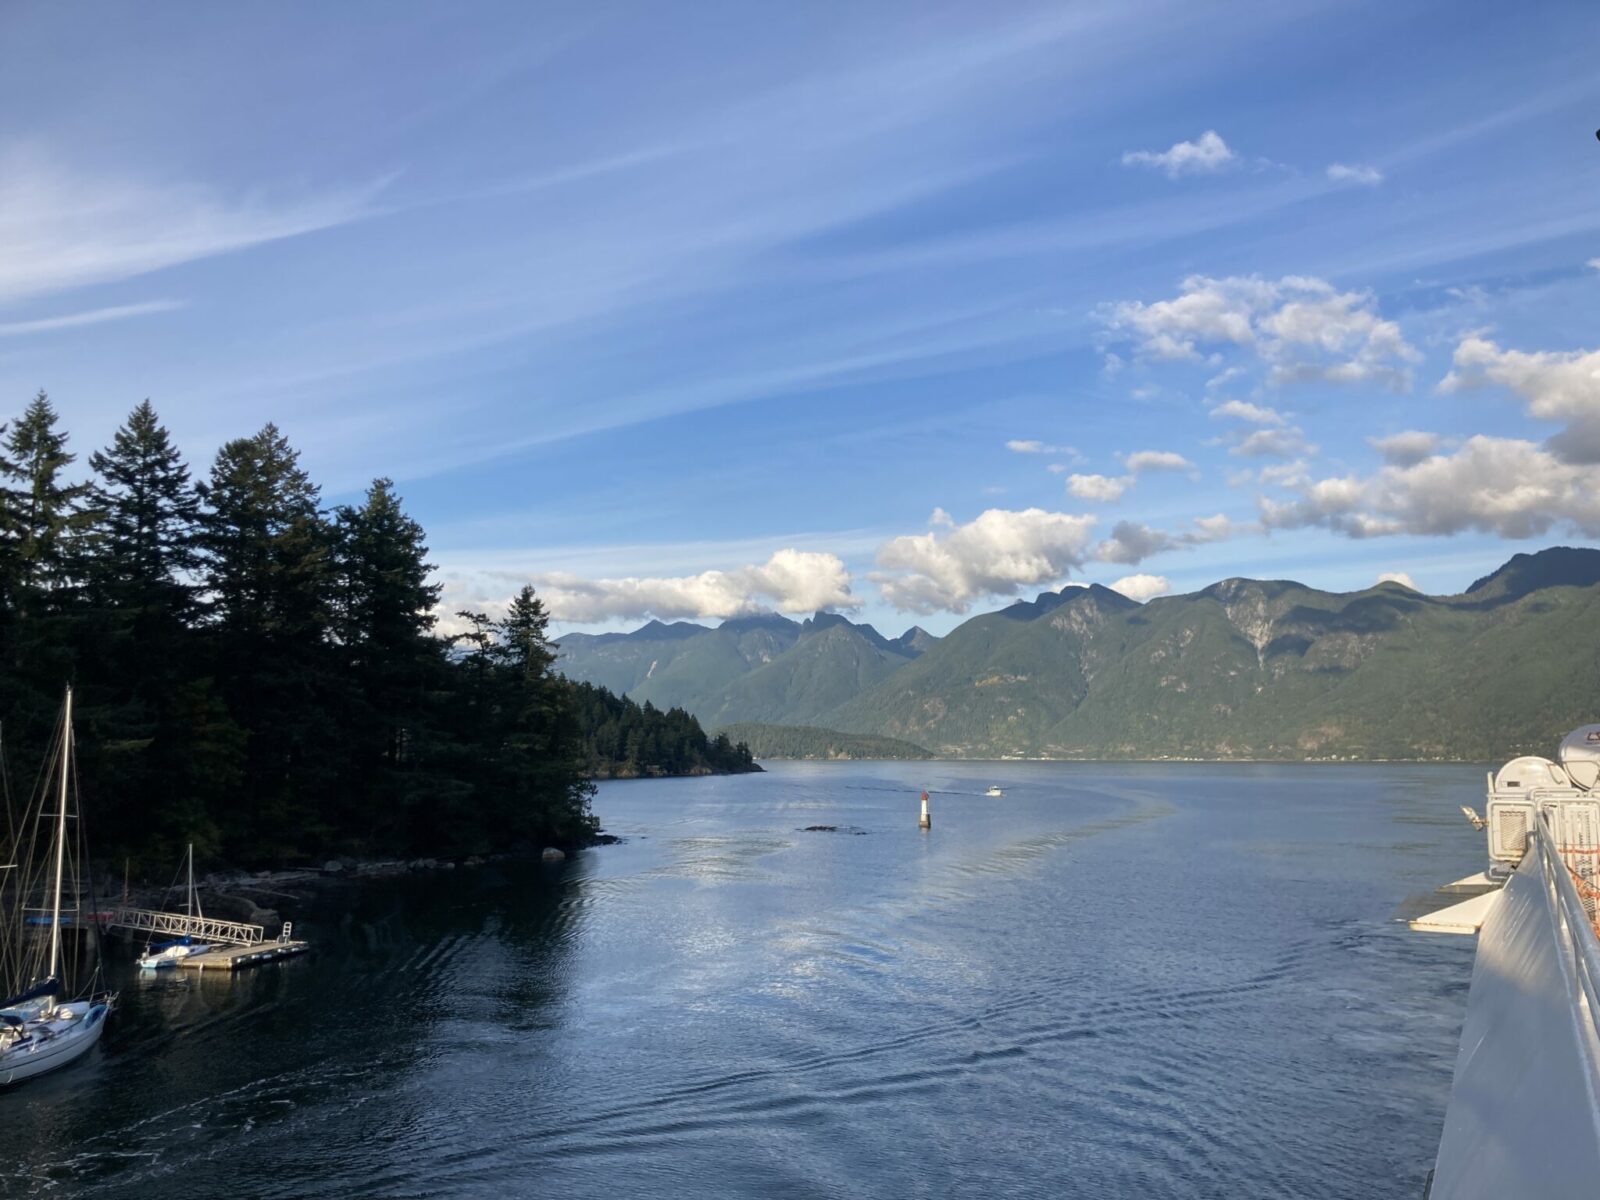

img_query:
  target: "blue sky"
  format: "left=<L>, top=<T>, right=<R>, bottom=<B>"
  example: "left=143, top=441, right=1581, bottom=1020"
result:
left=3, top=1, right=1599, bottom=636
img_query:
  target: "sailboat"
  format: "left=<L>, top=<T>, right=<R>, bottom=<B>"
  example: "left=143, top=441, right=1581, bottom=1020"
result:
left=137, top=844, right=215, bottom=970
left=0, top=687, right=114, bottom=1085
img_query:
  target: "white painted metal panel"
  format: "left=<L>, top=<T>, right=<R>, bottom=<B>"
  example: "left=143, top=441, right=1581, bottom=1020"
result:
left=1430, top=815, right=1600, bottom=1198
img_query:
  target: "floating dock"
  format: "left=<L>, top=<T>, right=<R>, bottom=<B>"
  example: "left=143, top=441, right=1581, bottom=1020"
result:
left=170, top=940, right=310, bottom=971
left=109, top=907, right=310, bottom=972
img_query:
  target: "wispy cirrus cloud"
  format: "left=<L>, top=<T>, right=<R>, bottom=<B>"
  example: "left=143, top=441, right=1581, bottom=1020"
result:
left=0, top=151, right=388, bottom=306
left=0, top=299, right=184, bottom=337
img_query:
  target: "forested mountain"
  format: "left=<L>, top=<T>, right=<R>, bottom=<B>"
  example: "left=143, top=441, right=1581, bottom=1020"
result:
left=556, top=610, right=932, bottom=725
left=563, top=548, right=1600, bottom=763
left=831, top=550, right=1600, bottom=760
left=570, top=682, right=759, bottom=778
left=0, top=394, right=725, bottom=871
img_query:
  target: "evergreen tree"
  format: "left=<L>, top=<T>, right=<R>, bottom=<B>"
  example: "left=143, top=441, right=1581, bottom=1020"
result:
left=87, top=399, right=199, bottom=613
left=197, top=424, right=337, bottom=857
left=332, top=478, right=444, bottom=845
left=199, top=423, right=326, bottom=638
left=0, top=391, right=93, bottom=611
left=495, top=586, right=595, bottom=845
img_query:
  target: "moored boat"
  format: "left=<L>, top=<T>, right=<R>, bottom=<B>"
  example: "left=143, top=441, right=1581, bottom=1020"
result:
left=136, top=844, right=216, bottom=970
left=0, top=688, right=115, bottom=1086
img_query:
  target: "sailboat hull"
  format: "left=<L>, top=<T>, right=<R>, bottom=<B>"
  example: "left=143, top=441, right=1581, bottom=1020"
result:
left=0, top=1004, right=108, bottom=1086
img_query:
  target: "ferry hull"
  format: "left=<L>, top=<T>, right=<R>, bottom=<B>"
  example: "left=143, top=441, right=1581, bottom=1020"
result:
left=1430, top=840, right=1600, bottom=1196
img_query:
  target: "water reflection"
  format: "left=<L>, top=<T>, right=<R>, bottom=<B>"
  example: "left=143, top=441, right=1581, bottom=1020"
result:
left=2, top=861, right=585, bottom=1195
left=1, top=763, right=1480, bottom=1199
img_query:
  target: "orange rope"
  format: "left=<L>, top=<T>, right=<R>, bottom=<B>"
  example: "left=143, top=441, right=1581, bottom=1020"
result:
left=1560, top=846, right=1600, bottom=941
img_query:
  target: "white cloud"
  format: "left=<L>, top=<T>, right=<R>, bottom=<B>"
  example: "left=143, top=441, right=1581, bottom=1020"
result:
left=467, top=548, right=858, bottom=623
left=1007, top=439, right=1078, bottom=456
left=1191, top=513, right=1233, bottom=542
left=1440, top=335, right=1600, bottom=463
left=1109, top=573, right=1171, bottom=602
left=0, top=152, right=384, bottom=305
left=1230, top=426, right=1313, bottom=459
left=1121, top=130, right=1237, bottom=177
left=0, top=299, right=185, bottom=336
left=1102, top=274, right=1419, bottom=391
left=1589, top=258, right=1600, bottom=272
left=1206, top=365, right=1247, bottom=392
left=873, top=507, right=1097, bottom=613
left=1326, top=163, right=1383, bottom=186
left=1124, top=449, right=1195, bottom=474
left=1377, top=571, right=1418, bottom=590
left=1256, top=460, right=1313, bottom=488
left=1260, top=434, right=1600, bottom=539
left=1369, top=430, right=1441, bottom=465
left=1209, top=399, right=1284, bottom=425
left=1066, top=473, right=1133, bottom=501
left=1092, top=519, right=1180, bottom=564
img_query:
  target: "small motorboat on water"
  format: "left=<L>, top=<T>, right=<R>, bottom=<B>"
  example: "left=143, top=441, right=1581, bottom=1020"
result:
left=985, top=785, right=1004, bottom=797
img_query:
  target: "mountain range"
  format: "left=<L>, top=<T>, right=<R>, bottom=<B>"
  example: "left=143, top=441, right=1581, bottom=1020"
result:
left=554, top=546, right=1600, bottom=761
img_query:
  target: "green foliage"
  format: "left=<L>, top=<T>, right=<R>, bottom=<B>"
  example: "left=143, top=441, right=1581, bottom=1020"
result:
left=713, top=723, right=931, bottom=760
left=0, top=398, right=606, bottom=872
left=569, top=681, right=759, bottom=777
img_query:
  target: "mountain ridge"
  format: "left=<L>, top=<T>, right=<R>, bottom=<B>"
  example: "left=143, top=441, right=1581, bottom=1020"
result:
left=555, top=546, right=1600, bottom=761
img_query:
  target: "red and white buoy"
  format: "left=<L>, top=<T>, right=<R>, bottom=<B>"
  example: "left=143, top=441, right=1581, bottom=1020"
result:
left=918, top=790, right=931, bottom=830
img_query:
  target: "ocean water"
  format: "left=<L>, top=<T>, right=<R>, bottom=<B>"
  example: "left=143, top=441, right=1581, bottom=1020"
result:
left=3, top=762, right=1481, bottom=1198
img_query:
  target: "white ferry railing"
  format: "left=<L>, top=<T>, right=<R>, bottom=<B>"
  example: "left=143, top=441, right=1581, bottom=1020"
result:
left=1534, top=809, right=1600, bottom=1092
left=106, top=907, right=264, bottom=946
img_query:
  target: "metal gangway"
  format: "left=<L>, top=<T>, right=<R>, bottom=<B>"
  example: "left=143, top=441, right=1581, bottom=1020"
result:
left=107, top=907, right=264, bottom=946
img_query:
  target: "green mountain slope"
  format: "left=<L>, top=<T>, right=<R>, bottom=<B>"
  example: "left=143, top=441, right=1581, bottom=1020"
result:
left=715, top=723, right=932, bottom=760
left=557, top=611, right=933, bottom=724
left=828, top=547, right=1600, bottom=761
left=700, top=621, right=915, bottom=727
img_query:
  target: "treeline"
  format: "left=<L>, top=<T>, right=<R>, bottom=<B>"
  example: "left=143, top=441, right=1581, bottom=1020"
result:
left=0, top=392, right=691, bottom=870
left=714, top=723, right=932, bottom=760
left=570, top=682, right=759, bottom=778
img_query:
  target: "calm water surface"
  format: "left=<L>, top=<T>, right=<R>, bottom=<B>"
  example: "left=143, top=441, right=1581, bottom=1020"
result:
left=5, top=762, right=1481, bottom=1198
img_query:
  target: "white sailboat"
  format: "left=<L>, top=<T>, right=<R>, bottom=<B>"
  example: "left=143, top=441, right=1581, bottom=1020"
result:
left=137, top=843, right=215, bottom=969
left=0, top=688, right=114, bottom=1086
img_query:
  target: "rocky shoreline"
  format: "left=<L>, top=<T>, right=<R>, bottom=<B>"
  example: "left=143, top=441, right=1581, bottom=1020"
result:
left=115, top=839, right=620, bottom=936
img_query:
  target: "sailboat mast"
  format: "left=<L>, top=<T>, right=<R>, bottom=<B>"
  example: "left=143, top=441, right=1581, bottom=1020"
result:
left=186, top=843, right=194, bottom=919
left=47, top=686, right=72, bottom=983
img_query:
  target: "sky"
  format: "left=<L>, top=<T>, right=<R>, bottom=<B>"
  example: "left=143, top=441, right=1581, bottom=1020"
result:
left=3, top=0, right=1600, bottom=638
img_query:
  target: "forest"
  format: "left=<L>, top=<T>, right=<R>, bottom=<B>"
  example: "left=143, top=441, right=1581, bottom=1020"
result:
left=570, top=682, right=759, bottom=778
left=0, top=393, right=749, bottom=872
